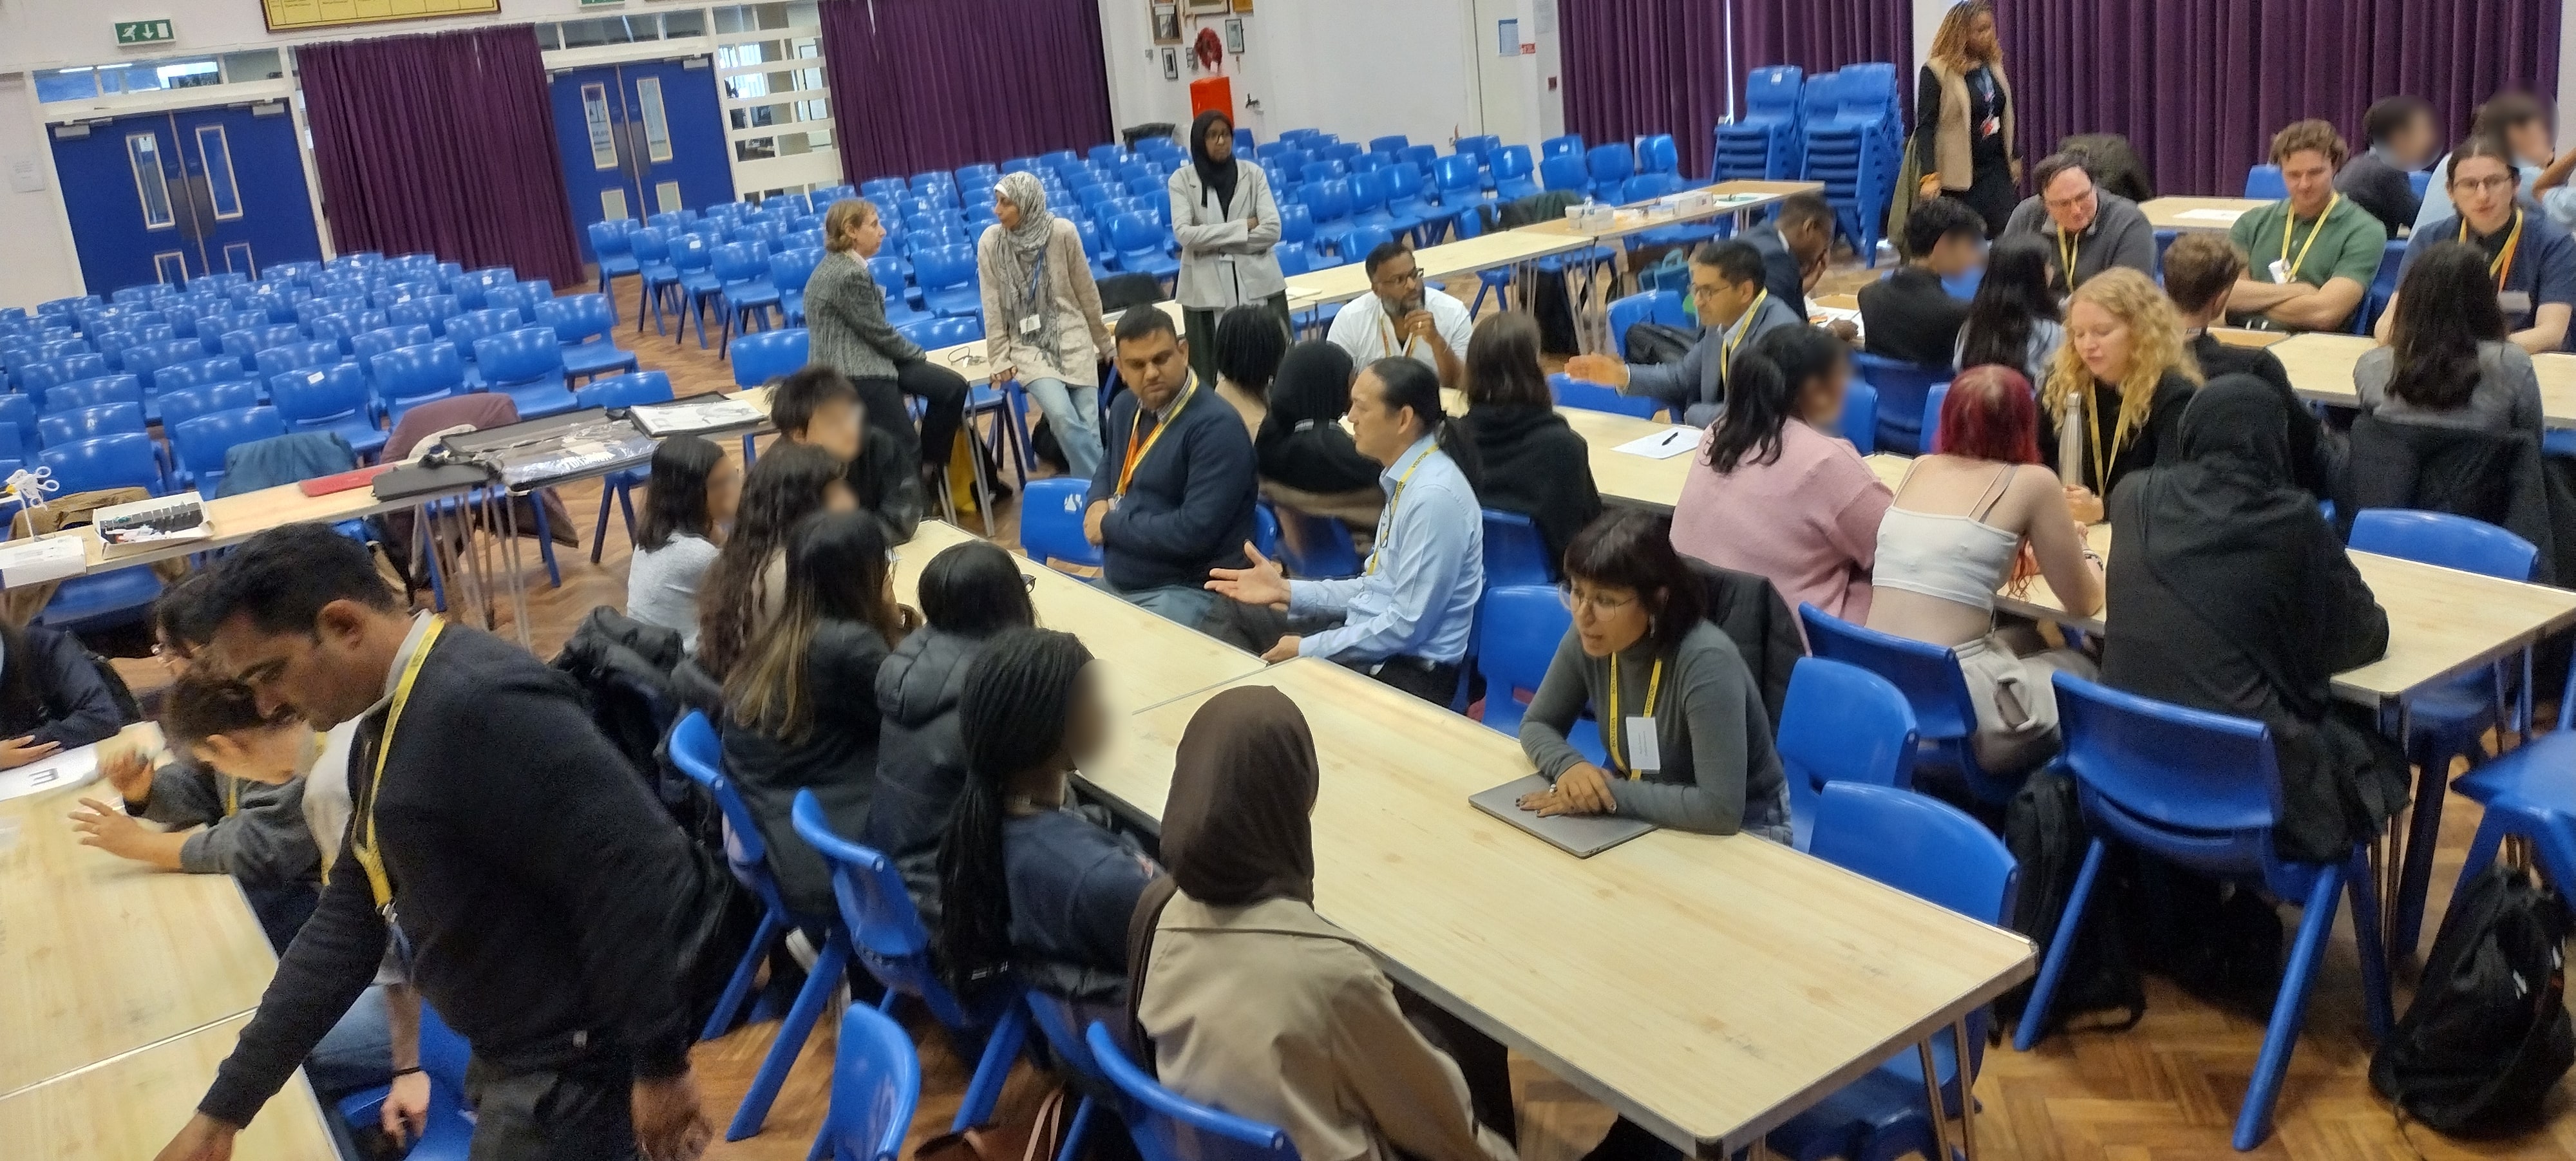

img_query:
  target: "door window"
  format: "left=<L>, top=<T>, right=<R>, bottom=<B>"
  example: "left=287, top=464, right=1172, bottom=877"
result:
left=127, top=133, right=175, bottom=229
left=635, top=75, right=675, bottom=164
left=601, top=188, right=630, bottom=222
left=194, top=124, right=242, bottom=220
left=582, top=83, right=620, bottom=171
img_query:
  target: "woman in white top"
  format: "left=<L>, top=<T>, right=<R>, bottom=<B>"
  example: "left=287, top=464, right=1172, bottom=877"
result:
left=625, top=434, right=739, bottom=650
left=979, top=173, right=1115, bottom=479
left=1170, top=110, right=1287, bottom=389
left=1867, top=366, right=2103, bottom=774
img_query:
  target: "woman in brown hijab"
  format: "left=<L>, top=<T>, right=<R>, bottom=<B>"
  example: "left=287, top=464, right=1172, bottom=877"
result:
left=1126, top=687, right=1516, bottom=1161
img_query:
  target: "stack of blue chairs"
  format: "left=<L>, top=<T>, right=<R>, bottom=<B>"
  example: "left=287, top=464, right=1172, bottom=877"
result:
left=1799, top=63, right=1903, bottom=265
left=1717, top=66, right=1806, bottom=180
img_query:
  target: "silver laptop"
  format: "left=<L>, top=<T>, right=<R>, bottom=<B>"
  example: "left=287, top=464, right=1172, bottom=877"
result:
left=1468, top=775, right=1656, bottom=858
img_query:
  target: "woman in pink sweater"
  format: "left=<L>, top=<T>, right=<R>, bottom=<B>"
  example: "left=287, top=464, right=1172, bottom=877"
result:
left=1670, top=326, right=1893, bottom=625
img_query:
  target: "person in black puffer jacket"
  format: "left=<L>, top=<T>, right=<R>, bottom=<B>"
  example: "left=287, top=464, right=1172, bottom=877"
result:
left=867, top=540, right=1037, bottom=925
left=1457, top=313, right=1599, bottom=577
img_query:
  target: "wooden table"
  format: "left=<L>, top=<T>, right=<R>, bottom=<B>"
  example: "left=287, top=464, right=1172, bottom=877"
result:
left=0, top=731, right=283, bottom=1097
left=1283, top=229, right=1591, bottom=310
left=1859, top=453, right=2576, bottom=703
left=0, top=1013, right=337, bottom=1158
left=1559, top=406, right=1698, bottom=511
left=894, top=521, right=1267, bottom=712
left=2141, top=196, right=2269, bottom=232
left=1078, top=659, right=2034, bottom=1156
left=2269, top=332, right=2576, bottom=428
left=1515, top=180, right=1826, bottom=243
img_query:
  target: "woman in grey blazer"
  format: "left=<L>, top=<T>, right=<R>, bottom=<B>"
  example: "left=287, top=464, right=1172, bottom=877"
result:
left=807, top=198, right=969, bottom=482
left=1170, top=111, right=1289, bottom=388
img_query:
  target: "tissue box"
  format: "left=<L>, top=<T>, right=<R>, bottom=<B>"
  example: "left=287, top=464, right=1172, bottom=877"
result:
left=1566, top=203, right=1615, bottom=232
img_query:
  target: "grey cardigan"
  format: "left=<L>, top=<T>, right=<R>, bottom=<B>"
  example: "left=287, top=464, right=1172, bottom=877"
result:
left=2353, top=340, right=2545, bottom=434
left=806, top=249, right=922, bottom=382
left=1168, top=163, right=1287, bottom=310
left=1517, top=620, right=1792, bottom=840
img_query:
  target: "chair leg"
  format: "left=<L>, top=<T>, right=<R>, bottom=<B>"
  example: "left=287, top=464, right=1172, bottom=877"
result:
left=951, top=998, right=1029, bottom=1131
left=529, top=493, right=563, bottom=588
left=2460, top=811, right=2514, bottom=889
left=2346, top=847, right=2394, bottom=1041
left=2232, top=862, right=2345, bottom=1151
left=618, top=480, right=638, bottom=545
left=589, top=482, right=618, bottom=565
left=727, top=927, right=850, bottom=1141
left=1052, top=1096, right=1096, bottom=1161
left=2012, top=837, right=2106, bottom=1052
left=701, top=909, right=785, bottom=1041
left=2391, top=751, right=2454, bottom=961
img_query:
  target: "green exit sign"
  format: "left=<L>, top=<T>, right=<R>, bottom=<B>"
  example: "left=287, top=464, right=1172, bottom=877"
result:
left=113, top=19, right=175, bottom=46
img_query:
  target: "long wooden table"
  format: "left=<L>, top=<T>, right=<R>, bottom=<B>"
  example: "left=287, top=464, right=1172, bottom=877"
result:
left=895, top=520, right=1266, bottom=711
left=0, top=1013, right=338, bottom=1159
left=1515, top=179, right=1826, bottom=243
left=2141, top=196, right=2269, bottom=233
left=1283, top=229, right=1591, bottom=310
left=2269, top=331, right=2576, bottom=429
left=1077, top=659, right=2034, bottom=1156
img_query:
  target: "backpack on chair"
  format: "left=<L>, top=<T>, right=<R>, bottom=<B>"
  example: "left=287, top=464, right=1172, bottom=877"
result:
left=2000, top=769, right=2146, bottom=1038
left=2370, top=862, right=2573, bottom=1137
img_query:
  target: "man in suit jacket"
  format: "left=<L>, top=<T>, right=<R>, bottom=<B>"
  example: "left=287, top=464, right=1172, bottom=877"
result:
left=1085, top=307, right=1258, bottom=628
left=1565, top=241, right=1803, bottom=426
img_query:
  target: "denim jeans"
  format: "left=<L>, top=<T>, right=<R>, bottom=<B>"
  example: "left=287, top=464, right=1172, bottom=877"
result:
left=305, top=984, right=393, bottom=1099
left=1112, top=583, right=1217, bottom=628
left=1022, top=377, right=1104, bottom=480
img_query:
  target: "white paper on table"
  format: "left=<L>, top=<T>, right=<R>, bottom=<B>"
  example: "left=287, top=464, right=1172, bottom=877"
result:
left=2174, top=208, right=2246, bottom=223
left=1615, top=426, right=1703, bottom=459
left=0, top=534, right=86, bottom=589
left=0, top=742, right=100, bottom=803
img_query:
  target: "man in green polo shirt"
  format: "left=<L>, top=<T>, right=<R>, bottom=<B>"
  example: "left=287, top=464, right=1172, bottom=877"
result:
left=2226, top=119, right=2389, bottom=332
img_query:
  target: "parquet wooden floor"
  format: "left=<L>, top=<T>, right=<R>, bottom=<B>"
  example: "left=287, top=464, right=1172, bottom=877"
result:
left=125, top=269, right=2576, bottom=1160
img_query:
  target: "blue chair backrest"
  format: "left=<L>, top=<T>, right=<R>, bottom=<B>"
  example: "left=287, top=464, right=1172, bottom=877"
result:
left=1851, top=352, right=1949, bottom=455
left=473, top=328, right=564, bottom=386
left=175, top=408, right=289, bottom=478
left=1342, top=225, right=1395, bottom=260
left=1540, top=153, right=1589, bottom=193
left=159, top=382, right=262, bottom=431
left=1636, top=133, right=1680, bottom=175
left=791, top=788, right=971, bottom=1026
left=1604, top=292, right=1670, bottom=359
left=1810, top=782, right=2015, bottom=925
left=48, top=375, right=143, bottom=413
left=1433, top=155, right=1480, bottom=198
left=1777, top=657, right=1918, bottom=831
left=667, top=712, right=782, bottom=878
left=822, top=1003, right=922, bottom=1161
left=1481, top=509, right=1551, bottom=587
left=2244, top=164, right=2287, bottom=200
left=1921, top=381, right=1950, bottom=454
left=1084, top=1023, right=1301, bottom=1161
left=1541, top=134, right=1585, bottom=160
left=43, top=431, right=159, bottom=493
left=441, top=308, right=522, bottom=356
left=268, top=365, right=369, bottom=425
left=1839, top=379, right=1878, bottom=453
left=1798, top=604, right=1979, bottom=741
left=0, top=397, right=36, bottom=458
left=1745, top=66, right=1804, bottom=119
left=574, top=370, right=676, bottom=411
left=1549, top=372, right=1660, bottom=419
left=2053, top=671, right=2282, bottom=851
left=1475, top=585, right=1571, bottom=710
left=770, top=249, right=823, bottom=294
left=1622, top=173, right=1683, bottom=203
left=2348, top=509, right=2538, bottom=581
left=39, top=402, right=146, bottom=447
left=1022, top=477, right=1103, bottom=568
left=372, top=343, right=467, bottom=402
left=1586, top=143, right=1635, bottom=182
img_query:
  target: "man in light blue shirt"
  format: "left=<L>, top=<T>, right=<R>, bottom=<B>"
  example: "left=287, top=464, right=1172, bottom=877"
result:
left=1206, top=356, right=1484, bottom=703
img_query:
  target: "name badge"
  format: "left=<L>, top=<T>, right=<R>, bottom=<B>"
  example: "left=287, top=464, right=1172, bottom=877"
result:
left=1018, top=314, right=1041, bottom=337
left=1980, top=115, right=2001, bottom=138
left=2266, top=258, right=2294, bottom=285
left=2501, top=290, right=2535, bottom=317
left=1623, top=716, right=1661, bottom=775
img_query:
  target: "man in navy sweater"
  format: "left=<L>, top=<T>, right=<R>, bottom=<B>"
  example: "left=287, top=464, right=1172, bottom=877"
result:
left=1085, top=307, right=1258, bottom=628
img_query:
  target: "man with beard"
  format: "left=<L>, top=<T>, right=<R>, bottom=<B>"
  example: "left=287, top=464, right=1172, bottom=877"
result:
left=1326, top=240, right=1474, bottom=390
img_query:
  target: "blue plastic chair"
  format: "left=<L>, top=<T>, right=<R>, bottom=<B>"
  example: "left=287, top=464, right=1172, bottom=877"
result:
left=791, top=789, right=1026, bottom=1141
left=158, top=382, right=262, bottom=434
left=1586, top=142, right=1636, bottom=203
left=731, top=327, right=811, bottom=388
left=1468, top=585, right=1609, bottom=766
left=1604, top=291, right=1674, bottom=360
left=1777, top=657, right=1920, bottom=851
left=712, top=243, right=784, bottom=354
left=270, top=364, right=388, bottom=459
left=1084, top=1023, right=1300, bottom=1161
left=2244, top=165, right=2287, bottom=200
left=573, top=370, right=676, bottom=561
left=38, top=402, right=147, bottom=449
left=1851, top=353, right=1949, bottom=456
left=532, top=294, right=638, bottom=384
left=0, top=396, right=37, bottom=460
left=1839, top=379, right=1878, bottom=454
left=1490, top=146, right=1542, bottom=201
left=1022, top=477, right=1104, bottom=569
left=667, top=713, right=803, bottom=1048
left=1799, top=604, right=2022, bottom=806
left=2017, top=674, right=2393, bottom=1150
left=44, top=431, right=162, bottom=494
left=46, top=375, right=144, bottom=414
left=2347, top=509, right=2539, bottom=958
left=334, top=1004, right=477, bottom=1161
left=2449, top=662, right=2576, bottom=922
left=1271, top=506, right=1361, bottom=580
left=819, top=1003, right=923, bottom=1161
left=371, top=344, right=468, bottom=426
left=1549, top=372, right=1662, bottom=420
left=771, top=249, right=822, bottom=326
left=472, top=328, right=577, bottom=420
left=1920, top=381, right=1950, bottom=455
left=171, top=406, right=288, bottom=493
left=1481, top=509, right=1551, bottom=587
left=1539, top=153, right=1589, bottom=194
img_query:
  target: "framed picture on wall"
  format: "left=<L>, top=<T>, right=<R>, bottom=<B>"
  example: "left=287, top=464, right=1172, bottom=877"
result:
left=1223, top=17, right=1244, bottom=53
left=1151, top=2, right=1180, bottom=43
left=1162, top=46, right=1180, bottom=79
left=1184, top=0, right=1228, bottom=12
left=1233, top=0, right=1255, bottom=11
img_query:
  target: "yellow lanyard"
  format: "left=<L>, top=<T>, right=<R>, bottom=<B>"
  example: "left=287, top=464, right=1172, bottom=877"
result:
left=223, top=775, right=240, bottom=818
left=2079, top=387, right=2132, bottom=496
left=2462, top=209, right=2526, bottom=288
left=1604, top=652, right=1663, bottom=778
left=1718, top=291, right=1768, bottom=391
left=351, top=618, right=444, bottom=911
left=2275, top=193, right=2338, bottom=283
left=1376, top=311, right=1420, bottom=362
left=2056, top=228, right=2081, bottom=294
left=1115, top=381, right=1195, bottom=497
left=1362, top=444, right=1435, bottom=576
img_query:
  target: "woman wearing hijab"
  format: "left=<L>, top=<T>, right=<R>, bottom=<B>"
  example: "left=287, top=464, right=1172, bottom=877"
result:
left=1254, top=339, right=1385, bottom=531
left=1170, top=111, right=1289, bottom=390
left=2101, top=375, right=2407, bottom=862
left=1128, top=687, right=1516, bottom=1161
left=980, top=172, right=1116, bottom=480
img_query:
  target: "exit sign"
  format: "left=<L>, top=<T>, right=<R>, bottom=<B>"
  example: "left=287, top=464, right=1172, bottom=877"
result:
left=113, top=19, right=175, bottom=45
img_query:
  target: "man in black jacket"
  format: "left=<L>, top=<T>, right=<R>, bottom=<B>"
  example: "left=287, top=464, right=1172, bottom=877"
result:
left=1860, top=195, right=1984, bottom=366
left=156, top=524, right=715, bottom=1161
left=1085, top=307, right=1257, bottom=628
left=768, top=364, right=925, bottom=543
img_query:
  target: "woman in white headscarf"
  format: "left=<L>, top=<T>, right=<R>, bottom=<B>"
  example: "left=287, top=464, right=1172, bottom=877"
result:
left=979, top=172, right=1116, bottom=478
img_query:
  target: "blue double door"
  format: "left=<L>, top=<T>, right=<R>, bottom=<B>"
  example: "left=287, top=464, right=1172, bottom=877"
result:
left=50, top=102, right=322, bottom=292
left=549, top=57, right=734, bottom=261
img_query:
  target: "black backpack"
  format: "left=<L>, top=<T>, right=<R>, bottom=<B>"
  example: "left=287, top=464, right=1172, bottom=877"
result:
left=1999, top=770, right=2146, bottom=1038
left=2371, top=863, right=2573, bottom=1137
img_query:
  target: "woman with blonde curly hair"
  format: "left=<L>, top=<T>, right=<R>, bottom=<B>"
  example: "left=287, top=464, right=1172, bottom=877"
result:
left=2041, top=267, right=2200, bottom=523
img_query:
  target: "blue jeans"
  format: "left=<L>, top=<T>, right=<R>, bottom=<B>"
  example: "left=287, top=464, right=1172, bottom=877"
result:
left=305, top=983, right=393, bottom=1099
left=1113, top=583, right=1216, bottom=628
left=1023, top=377, right=1104, bottom=480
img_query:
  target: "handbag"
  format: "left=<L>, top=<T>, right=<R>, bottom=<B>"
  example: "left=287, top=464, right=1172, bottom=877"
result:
left=913, top=1084, right=1076, bottom=1161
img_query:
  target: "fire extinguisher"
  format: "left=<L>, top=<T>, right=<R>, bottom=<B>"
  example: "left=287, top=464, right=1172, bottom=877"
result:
left=1193, top=27, right=1224, bottom=72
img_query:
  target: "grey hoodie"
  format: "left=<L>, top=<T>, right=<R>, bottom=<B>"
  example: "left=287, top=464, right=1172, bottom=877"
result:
left=866, top=626, right=992, bottom=920
left=133, top=757, right=321, bottom=886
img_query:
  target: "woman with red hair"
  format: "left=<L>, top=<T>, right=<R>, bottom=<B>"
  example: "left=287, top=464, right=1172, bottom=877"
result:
left=1866, top=366, right=2104, bottom=773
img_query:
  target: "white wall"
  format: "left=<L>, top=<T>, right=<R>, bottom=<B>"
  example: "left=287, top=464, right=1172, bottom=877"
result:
left=1096, top=0, right=1488, bottom=153
left=0, top=75, right=84, bottom=306
left=0, top=0, right=605, bottom=71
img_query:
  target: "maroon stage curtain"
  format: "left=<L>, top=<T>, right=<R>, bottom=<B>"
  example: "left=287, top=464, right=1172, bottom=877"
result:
left=297, top=26, right=583, bottom=289
left=822, top=0, right=1114, bottom=185
left=1734, top=0, right=1916, bottom=119
left=2002, top=0, right=2561, bottom=198
left=1560, top=0, right=1730, bottom=178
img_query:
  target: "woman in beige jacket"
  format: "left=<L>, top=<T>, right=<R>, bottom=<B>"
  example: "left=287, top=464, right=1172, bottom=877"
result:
left=980, top=173, right=1115, bottom=479
left=1129, top=686, right=1515, bottom=1161
left=1912, top=1, right=2020, bottom=237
